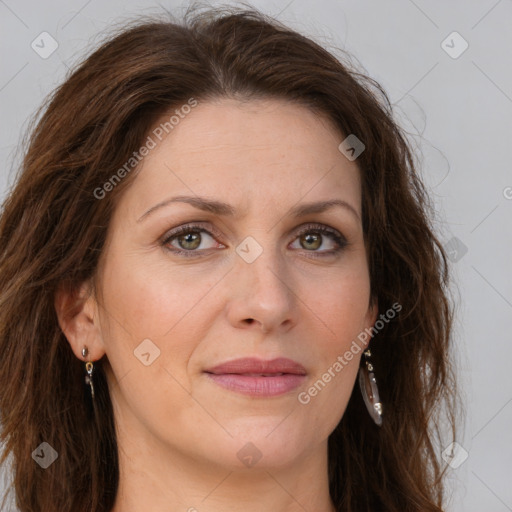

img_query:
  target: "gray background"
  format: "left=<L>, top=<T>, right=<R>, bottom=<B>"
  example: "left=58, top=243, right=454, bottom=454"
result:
left=1, top=0, right=511, bottom=510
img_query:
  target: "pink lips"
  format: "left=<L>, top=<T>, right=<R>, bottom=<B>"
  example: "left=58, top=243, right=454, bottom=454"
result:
left=204, top=357, right=307, bottom=397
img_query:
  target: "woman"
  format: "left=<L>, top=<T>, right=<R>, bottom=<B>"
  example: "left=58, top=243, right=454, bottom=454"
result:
left=0, top=6, right=458, bottom=512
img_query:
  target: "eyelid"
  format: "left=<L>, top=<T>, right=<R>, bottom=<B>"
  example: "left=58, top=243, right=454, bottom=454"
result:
left=161, top=221, right=222, bottom=242
left=293, top=222, right=346, bottom=240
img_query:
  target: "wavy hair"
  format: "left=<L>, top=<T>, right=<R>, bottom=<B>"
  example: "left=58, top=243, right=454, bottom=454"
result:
left=0, top=5, right=458, bottom=511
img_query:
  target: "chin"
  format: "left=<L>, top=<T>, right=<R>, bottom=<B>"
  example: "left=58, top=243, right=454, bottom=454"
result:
left=199, top=421, right=312, bottom=470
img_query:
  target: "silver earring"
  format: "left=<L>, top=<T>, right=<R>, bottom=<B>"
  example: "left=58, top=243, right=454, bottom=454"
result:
left=82, top=346, right=95, bottom=399
left=358, top=348, right=382, bottom=426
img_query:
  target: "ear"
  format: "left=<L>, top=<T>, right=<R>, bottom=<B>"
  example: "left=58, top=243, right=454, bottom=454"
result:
left=54, top=280, right=105, bottom=362
left=368, top=296, right=379, bottom=324
left=362, top=295, right=379, bottom=347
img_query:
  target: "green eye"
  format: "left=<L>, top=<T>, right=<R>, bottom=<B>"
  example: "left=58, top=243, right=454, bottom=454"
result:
left=162, top=222, right=348, bottom=258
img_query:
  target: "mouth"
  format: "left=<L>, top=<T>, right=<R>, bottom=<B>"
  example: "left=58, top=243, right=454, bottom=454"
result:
left=203, top=357, right=307, bottom=397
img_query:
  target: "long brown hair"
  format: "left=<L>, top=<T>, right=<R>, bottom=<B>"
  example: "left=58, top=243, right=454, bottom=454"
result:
left=0, top=5, right=458, bottom=511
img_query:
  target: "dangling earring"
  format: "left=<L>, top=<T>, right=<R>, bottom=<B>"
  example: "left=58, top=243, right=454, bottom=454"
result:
left=82, top=346, right=95, bottom=399
left=358, top=348, right=383, bottom=426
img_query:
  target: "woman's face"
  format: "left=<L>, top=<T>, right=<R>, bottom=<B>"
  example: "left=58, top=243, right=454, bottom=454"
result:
left=94, top=98, right=377, bottom=471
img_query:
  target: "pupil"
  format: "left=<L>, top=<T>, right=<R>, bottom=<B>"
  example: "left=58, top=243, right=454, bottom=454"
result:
left=303, top=233, right=320, bottom=250
left=180, top=232, right=200, bottom=249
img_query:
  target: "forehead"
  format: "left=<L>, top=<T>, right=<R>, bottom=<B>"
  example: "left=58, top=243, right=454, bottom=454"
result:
left=121, top=98, right=362, bottom=216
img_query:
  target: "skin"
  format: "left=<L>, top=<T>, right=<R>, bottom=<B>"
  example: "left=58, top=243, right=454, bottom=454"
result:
left=56, top=98, right=378, bottom=512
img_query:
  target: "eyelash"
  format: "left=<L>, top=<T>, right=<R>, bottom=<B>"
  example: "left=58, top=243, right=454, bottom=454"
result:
left=161, top=222, right=348, bottom=259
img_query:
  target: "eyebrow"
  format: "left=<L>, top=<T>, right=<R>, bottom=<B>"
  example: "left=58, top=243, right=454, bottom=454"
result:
left=136, top=195, right=360, bottom=222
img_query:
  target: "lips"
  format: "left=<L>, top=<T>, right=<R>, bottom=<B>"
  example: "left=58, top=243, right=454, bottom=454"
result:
left=204, top=357, right=307, bottom=397
left=205, top=357, right=307, bottom=376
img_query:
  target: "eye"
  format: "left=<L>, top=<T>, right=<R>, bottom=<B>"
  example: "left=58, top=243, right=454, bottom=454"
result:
left=161, top=222, right=348, bottom=258
left=289, top=223, right=348, bottom=257
left=162, top=223, right=224, bottom=257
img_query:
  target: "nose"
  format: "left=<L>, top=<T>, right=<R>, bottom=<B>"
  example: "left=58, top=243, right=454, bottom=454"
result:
left=225, top=243, right=297, bottom=334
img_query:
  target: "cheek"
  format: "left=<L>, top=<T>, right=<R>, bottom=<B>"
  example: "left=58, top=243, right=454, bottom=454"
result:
left=100, top=247, right=218, bottom=340
left=98, top=248, right=225, bottom=395
left=298, top=278, right=369, bottom=436
left=311, top=267, right=372, bottom=337
left=304, top=262, right=371, bottom=405
left=99, top=251, right=218, bottom=430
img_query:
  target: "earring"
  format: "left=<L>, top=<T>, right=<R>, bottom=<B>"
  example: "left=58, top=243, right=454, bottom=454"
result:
left=81, top=346, right=95, bottom=399
left=358, top=348, right=383, bottom=426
